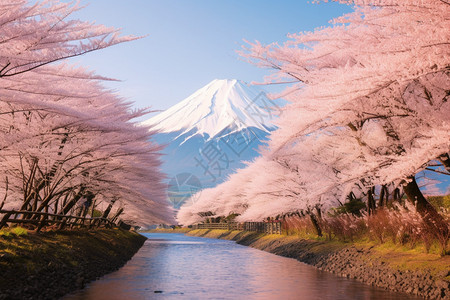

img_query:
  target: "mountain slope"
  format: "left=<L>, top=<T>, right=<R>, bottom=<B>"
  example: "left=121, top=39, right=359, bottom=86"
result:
left=143, top=79, right=281, bottom=209
left=142, top=79, right=278, bottom=141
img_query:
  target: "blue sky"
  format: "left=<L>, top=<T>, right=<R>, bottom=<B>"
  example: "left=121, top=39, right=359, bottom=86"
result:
left=71, top=1, right=352, bottom=114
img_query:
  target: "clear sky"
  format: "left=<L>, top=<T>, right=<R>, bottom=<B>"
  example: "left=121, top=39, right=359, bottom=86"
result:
left=70, top=1, right=352, bottom=115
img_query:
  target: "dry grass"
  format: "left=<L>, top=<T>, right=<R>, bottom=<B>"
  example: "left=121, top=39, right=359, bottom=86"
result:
left=282, top=204, right=449, bottom=256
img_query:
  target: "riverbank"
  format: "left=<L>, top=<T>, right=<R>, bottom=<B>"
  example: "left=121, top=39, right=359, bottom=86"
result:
left=0, top=228, right=146, bottom=300
left=187, top=229, right=450, bottom=299
left=141, top=227, right=191, bottom=234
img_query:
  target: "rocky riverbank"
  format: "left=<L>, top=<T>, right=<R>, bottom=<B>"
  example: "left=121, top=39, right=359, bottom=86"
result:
left=0, top=228, right=146, bottom=300
left=187, top=229, right=450, bottom=300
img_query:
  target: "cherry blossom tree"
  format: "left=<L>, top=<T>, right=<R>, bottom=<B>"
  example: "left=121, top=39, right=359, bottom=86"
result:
left=0, top=0, right=172, bottom=227
left=0, top=0, right=136, bottom=78
left=178, top=0, right=449, bottom=226
left=250, top=0, right=449, bottom=216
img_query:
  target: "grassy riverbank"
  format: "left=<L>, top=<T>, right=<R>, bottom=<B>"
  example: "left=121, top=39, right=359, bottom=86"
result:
left=187, top=229, right=450, bottom=299
left=0, top=228, right=146, bottom=300
left=141, top=227, right=191, bottom=234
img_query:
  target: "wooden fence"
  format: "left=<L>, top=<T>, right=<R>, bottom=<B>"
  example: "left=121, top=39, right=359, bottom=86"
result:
left=194, top=221, right=282, bottom=235
left=195, top=222, right=244, bottom=231
left=0, top=209, right=116, bottom=232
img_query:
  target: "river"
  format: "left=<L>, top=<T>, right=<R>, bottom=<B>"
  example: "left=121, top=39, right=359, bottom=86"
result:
left=64, top=233, right=420, bottom=299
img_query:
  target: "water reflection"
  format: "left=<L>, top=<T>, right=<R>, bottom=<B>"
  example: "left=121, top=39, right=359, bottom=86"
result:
left=64, top=233, right=420, bottom=300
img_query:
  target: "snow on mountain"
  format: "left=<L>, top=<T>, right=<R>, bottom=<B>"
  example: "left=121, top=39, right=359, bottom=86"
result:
left=142, top=79, right=278, bottom=141
left=142, top=79, right=282, bottom=210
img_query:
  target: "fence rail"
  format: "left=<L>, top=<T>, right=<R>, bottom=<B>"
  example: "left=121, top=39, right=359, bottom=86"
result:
left=193, top=221, right=282, bottom=235
left=196, top=222, right=244, bottom=231
left=0, top=209, right=116, bottom=231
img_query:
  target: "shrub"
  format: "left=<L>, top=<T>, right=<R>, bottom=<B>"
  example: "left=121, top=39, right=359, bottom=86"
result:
left=333, top=197, right=367, bottom=217
left=282, top=215, right=318, bottom=238
left=284, top=202, right=449, bottom=255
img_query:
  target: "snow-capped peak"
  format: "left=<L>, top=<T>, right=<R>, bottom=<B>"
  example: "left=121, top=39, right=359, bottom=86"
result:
left=142, top=79, right=278, bottom=139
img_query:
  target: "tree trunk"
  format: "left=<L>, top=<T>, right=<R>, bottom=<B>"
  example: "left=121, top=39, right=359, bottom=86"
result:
left=367, top=187, right=376, bottom=215
left=111, top=207, right=124, bottom=224
left=403, top=176, right=436, bottom=214
left=309, top=212, right=322, bottom=237
left=315, top=205, right=322, bottom=219
left=102, top=199, right=116, bottom=219
left=77, top=205, right=84, bottom=217
left=90, top=199, right=96, bottom=218
left=53, top=198, right=59, bottom=217
left=0, top=177, right=8, bottom=210
left=438, top=153, right=450, bottom=172
left=393, top=188, right=401, bottom=203
left=403, top=176, right=448, bottom=249
left=62, top=187, right=85, bottom=215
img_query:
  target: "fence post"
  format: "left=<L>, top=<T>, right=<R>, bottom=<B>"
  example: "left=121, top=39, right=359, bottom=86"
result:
left=59, top=217, right=66, bottom=230
left=36, top=214, right=48, bottom=233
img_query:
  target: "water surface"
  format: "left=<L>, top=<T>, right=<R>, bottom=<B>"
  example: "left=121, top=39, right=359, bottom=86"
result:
left=65, top=233, right=420, bottom=299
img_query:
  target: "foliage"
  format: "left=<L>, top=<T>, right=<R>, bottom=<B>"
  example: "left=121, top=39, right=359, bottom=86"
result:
left=91, top=209, right=103, bottom=218
left=0, top=1, right=172, bottom=227
left=333, top=197, right=366, bottom=216
left=177, top=0, right=449, bottom=245
left=225, top=213, right=240, bottom=222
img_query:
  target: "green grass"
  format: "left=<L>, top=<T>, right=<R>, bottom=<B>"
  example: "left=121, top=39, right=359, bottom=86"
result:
left=427, top=194, right=450, bottom=210
left=360, top=241, right=450, bottom=278
left=0, top=228, right=144, bottom=273
left=11, top=226, right=28, bottom=236
left=0, top=229, right=11, bottom=237
left=284, top=228, right=330, bottom=241
left=0, top=226, right=28, bottom=237
left=0, top=228, right=146, bottom=299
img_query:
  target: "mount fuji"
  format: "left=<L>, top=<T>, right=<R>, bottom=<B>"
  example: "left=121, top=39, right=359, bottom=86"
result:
left=142, top=79, right=281, bottom=209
